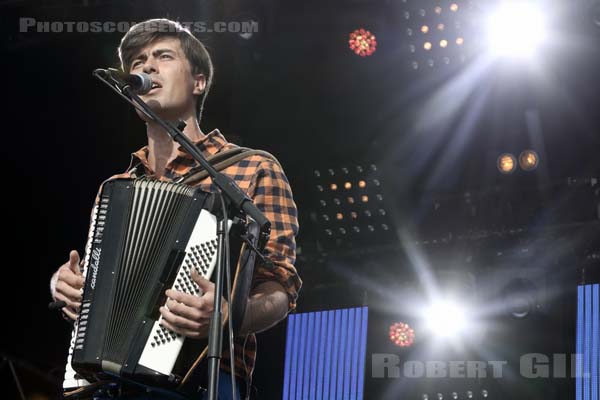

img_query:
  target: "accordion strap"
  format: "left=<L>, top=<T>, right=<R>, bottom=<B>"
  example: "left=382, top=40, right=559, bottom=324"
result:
left=179, top=146, right=282, bottom=186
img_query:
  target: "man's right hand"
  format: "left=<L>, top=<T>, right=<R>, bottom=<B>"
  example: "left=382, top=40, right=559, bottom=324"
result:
left=52, top=250, right=85, bottom=321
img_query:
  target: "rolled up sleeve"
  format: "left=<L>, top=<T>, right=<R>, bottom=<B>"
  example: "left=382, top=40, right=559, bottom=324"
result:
left=249, top=159, right=302, bottom=310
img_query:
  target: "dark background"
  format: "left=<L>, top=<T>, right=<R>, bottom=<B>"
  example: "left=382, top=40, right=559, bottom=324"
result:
left=2, top=0, right=600, bottom=399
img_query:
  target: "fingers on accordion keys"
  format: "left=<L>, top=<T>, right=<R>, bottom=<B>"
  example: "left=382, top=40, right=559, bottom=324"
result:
left=190, top=268, right=207, bottom=296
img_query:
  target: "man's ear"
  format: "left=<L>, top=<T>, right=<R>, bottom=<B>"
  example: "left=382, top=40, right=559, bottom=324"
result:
left=193, top=73, right=206, bottom=95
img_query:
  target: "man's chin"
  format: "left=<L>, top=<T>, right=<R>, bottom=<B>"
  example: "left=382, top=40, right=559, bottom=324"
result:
left=134, top=100, right=170, bottom=121
left=134, top=98, right=194, bottom=123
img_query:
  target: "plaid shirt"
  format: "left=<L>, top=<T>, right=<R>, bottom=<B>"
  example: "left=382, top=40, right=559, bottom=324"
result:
left=107, top=129, right=301, bottom=387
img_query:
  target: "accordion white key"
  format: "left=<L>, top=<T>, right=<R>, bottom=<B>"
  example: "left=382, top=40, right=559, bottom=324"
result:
left=63, top=178, right=260, bottom=395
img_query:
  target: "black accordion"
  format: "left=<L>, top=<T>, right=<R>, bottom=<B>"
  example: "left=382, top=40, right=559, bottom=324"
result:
left=63, top=178, right=260, bottom=396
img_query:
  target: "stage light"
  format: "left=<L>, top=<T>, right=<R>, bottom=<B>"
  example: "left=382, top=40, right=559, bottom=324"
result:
left=485, top=1, right=547, bottom=58
left=348, top=28, right=377, bottom=57
left=401, top=0, right=470, bottom=70
left=389, top=322, right=416, bottom=347
left=456, top=37, right=464, bottom=45
left=497, top=153, right=517, bottom=174
left=501, top=278, right=537, bottom=318
left=310, top=164, right=397, bottom=252
left=519, top=150, right=539, bottom=171
left=237, top=18, right=259, bottom=41
left=423, top=300, right=468, bottom=339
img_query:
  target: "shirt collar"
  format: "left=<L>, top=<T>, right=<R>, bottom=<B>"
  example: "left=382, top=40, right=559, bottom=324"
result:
left=128, top=129, right=229, bottom=179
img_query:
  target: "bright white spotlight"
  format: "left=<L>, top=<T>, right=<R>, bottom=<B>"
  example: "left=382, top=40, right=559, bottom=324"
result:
left=424, top=300, right=468, bottom=339
left=485, top=2, right=546, bottom=58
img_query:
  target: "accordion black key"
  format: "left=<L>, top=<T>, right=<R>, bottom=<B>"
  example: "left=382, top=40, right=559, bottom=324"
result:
left=63, top=178, right=260, bottom=395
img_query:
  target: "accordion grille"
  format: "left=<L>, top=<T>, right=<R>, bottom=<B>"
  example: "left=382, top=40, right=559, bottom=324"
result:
left=103, top=179, right=195, bottom=363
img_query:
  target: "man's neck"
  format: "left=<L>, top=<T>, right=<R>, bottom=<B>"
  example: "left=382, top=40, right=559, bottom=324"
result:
left=145, top=113, right=205, bottom=178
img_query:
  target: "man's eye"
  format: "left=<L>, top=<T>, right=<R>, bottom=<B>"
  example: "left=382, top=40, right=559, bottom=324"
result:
left=161, top=54, right=172, bottom=59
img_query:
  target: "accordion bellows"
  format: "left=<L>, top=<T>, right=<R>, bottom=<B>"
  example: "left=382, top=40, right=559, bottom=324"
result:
left=64, top=178, right=257, bottom=393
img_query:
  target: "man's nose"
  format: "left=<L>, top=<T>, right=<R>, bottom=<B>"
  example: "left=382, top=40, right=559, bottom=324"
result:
left=142, top=59, right=157, bottom=74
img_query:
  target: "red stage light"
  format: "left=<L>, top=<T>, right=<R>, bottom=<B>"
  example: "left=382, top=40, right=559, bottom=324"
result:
left=349, top=28, right=377, bottom=57
left=389, top=322, right=415, bottom=347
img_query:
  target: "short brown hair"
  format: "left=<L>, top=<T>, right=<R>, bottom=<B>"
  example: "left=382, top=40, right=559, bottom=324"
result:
left=118, top=18, right=214, bottom=120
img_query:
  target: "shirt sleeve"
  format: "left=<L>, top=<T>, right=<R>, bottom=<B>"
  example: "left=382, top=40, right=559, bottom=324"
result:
left=249, top=158, right=302, bottom=310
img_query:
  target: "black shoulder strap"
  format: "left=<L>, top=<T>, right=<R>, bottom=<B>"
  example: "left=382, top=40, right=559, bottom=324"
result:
left=179, top=147, right=282, bottom=186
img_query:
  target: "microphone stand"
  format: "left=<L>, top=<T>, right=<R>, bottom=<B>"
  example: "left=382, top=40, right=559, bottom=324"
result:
left=93, top=71, right=271, bottom=400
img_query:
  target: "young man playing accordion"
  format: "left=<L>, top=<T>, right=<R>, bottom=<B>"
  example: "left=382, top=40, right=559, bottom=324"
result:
left=50, top=18, right=301, bottom=400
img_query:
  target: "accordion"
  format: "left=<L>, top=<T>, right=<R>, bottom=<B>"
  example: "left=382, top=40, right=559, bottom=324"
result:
left=63, top=178, right=261, bottom=396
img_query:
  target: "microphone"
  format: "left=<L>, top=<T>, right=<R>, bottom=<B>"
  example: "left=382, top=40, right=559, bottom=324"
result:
left=93, top=68, right=153, bottom=95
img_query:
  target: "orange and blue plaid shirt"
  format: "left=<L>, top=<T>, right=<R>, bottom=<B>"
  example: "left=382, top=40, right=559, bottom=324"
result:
left=108, top=129, right=301, bottom=385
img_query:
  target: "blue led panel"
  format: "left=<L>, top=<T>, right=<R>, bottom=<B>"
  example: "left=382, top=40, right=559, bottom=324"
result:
left=283, top=307, right=368, bottom=400
left=576, top=284, right=599, bottom=400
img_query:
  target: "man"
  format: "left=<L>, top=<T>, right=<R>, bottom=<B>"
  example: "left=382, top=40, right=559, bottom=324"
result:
left=50, top=18, right=301, bottom=399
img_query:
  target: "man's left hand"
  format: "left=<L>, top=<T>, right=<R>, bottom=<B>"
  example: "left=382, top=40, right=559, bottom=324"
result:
left=159, top=268, right=228, bottom=339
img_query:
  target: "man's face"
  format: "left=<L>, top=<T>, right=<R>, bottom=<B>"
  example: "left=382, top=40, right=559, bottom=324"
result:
left=129, top=37, right=205, bottom=121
